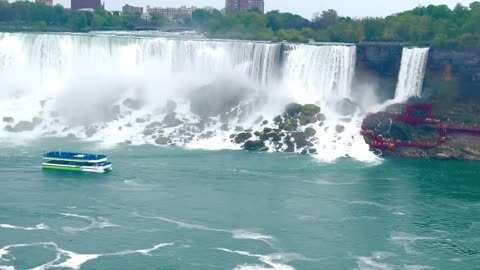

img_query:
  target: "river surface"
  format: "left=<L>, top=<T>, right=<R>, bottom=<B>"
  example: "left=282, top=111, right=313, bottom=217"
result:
left=0, top=139, right=479, bottom=270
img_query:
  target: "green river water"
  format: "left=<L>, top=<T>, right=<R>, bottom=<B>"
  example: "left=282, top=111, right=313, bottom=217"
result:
left=0, top=138, right=479, bottom=270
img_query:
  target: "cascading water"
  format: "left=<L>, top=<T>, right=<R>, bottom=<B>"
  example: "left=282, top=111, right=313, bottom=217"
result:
left=393, top=47, right=429, bottom=102
left=282, top=44, right=356, bottom=103
left=0, top=32, right=376, bottom=162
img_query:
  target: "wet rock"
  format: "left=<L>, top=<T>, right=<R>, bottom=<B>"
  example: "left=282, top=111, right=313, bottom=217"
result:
left=309, top=148, right=318, bottom=154
left=284, top=135, right=295, bottom=152
left=229, top=134, right=236, bottom=139
left=316, top=114, right=327, bottom=121
left=125, top=122, right=133, bottom=128
left=234, top=126, right=244, bottom=132
left=111, top=105, right=121, bottom=116
left=270, top=133, right=281, bottom=142
left=195, top=121, right=206, bottom=131
left=189, top=82, right=249, bottom=118
left=254, top=131, right=262, bottom=136
left=5, top=121, right=36, bottom=132
left=254, top=116, right=264, bottom=125
left=336, top=98, right=358, bottom=116
left=299, top=113, right=317, bottom=125
left=123, top=98, right=144, bottom=110
left=244, top=129, right=253, bottom=133
left=124, top=140, right=132, bottom=145
left=278, top=118, right=298, bottom=131
left=235, top=132, right=252, bottom=144
left=143, top=121, right=161, bottom=136
left=292, top=132, right=314, bottom=148
left=302, top=104, right=321, bottom=116
left=162, top=113, right=183, bottom=127
left=263, top=127, right=272, bottom=133
left=273, top=115, right=282, bottom=123
left=335, top=125, right=345, bottom=133
left=155, top=136, right=169, bottom=145
left=166, top=99, right=177, bottom=113
left=32, top=117, right=43, bottom=125
left=221, top=124, right=229, bottom=131
left=305, top=127, right=317, bottom=137
left=85, top=126, right=98, bottom=137
left=67, top=133, right=76, bottom=138
left=243, top=140, right=267, bottom=151
left=340, top=117, right=352, bottom=122
left=285, top=103, right=303, bottom=117
left=2, top=117, right=14, bottom=123
left=136, top=118, right=146, bottom=123
left=262, top=120, right=269, bottom=126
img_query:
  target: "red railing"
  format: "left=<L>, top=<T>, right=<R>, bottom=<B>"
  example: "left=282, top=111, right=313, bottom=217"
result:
left=361, top=104, right=480, bottom=150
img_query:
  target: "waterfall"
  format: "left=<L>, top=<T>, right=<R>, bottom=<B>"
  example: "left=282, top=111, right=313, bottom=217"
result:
left=394, top=47, right=429, bottom=102
left=0, top=32, right=375, bottom=162
left=282, top=44, right=356, bottom=104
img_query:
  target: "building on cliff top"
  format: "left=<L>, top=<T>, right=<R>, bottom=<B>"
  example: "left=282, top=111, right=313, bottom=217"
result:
left=71, top=0, right=104, bottom=10
left=225, top=0, right=264, bottom=13
left=35, top=0, right=53, bottom=6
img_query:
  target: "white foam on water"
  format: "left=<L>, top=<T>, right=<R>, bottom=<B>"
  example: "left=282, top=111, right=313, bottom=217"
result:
left=1, top=241, right=174, bottom=270
left=135, top=213, right=274, bottom=244
left=390, top=232, right=438, bottom=254
left=0, top=223, right=49, bottom=231
left=217, top=248, right=300, bottom=270
left=0, top=266, right=15, bottom=270
left=60, top=213, right=119, bottom=233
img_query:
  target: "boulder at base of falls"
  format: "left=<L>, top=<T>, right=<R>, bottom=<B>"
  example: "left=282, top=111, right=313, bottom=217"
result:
left=166, top=99, right=177, bottom=113
left=302, top=104, right=321, bottom=116
left=291, top=132, right=314, bottom=148
left=316, top=114, right=327, bottom=121
left=122, top=98, right=144, bottom=111
left=243, top=140, right=267, bottom=151
left=336, top=98, right=359, bottom=116
left=305, top=127, right=317, bottom=137
left=85, top=126, right=98, bottom=137
left=4, top=121, right=37, bottom=132
left=285, top=103, right=303, bottom=117
left=2, top=117, right=14, bottom=123
left=162, top=113, right=183, bottom=127
left=299, top=113, right=317, bottom=125
left=235, top=132, right=252, bottom=144
left=335, top=125, right=346, bottom=133
left=155, top=136, right=169, bottom=145
left=136, top=118, right=146, bottom=123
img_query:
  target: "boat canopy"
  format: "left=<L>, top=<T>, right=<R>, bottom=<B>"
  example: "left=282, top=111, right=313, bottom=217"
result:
left=43, top=151, right=107, bottom=162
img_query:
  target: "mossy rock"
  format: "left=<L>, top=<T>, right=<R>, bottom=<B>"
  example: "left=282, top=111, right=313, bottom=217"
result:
left=273, top=115, right=282, bottom=123
left=302, top=104, right=321, bottom=116
left=235, top=132, right=252, bottom=144
left=316, top=114, right=327, bottom=121
left=335, top=125, right=345, bottom=133
left=299, top=113, right=317, bottom=126
left=244, top=140, right=267, bottom=151
left=285, top=103, right=303, bottom=117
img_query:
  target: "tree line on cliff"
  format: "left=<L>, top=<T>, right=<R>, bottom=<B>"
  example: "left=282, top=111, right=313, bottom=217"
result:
left=0, top=0, right=479, bottom=51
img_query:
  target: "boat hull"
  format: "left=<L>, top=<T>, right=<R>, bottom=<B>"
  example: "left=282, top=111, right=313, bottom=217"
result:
left=42, top=163, right=112, bottom=173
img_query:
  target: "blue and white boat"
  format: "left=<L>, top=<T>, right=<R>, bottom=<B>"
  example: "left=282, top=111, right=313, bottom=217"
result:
left=42, top=151, right=112, bottom=173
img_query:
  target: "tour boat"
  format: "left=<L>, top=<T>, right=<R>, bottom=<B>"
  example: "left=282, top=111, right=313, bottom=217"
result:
left=42, top=151, right=112, bottom=173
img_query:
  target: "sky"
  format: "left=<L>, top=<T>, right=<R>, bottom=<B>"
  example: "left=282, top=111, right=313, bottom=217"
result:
left=48, top=0, right=476, bottom=19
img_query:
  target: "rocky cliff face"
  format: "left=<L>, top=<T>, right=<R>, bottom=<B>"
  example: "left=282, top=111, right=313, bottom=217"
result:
left=356, top=43, right=480, bottom=160
left=355, top=42, right=480, bottom=102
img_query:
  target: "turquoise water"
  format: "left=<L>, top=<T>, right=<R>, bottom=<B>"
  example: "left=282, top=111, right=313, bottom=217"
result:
left=0, top=139, right=479, bottom=269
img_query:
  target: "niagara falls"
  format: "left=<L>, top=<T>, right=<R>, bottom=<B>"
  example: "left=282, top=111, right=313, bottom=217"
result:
left=1, top=1, right=480, bottom=270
